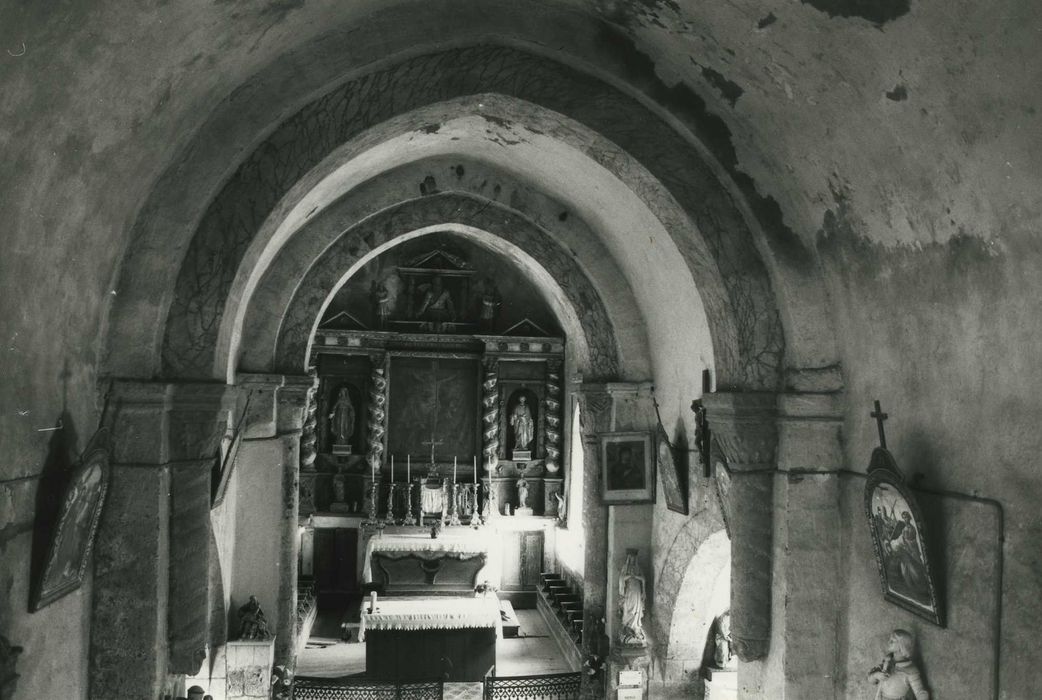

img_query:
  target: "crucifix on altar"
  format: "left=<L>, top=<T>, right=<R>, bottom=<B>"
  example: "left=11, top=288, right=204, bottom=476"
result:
left=421, top=437, right=444, bottom=475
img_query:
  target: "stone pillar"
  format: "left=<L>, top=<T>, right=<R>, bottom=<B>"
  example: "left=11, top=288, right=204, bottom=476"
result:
left=275, top=375, right=313, bottom=670
left=772, top=392, right=844, bottom=699
left=575, top=384, right=612, bottom=699
left=702, top=392, right=777, bottom=665
left=91, top=380, right=236, bottom=700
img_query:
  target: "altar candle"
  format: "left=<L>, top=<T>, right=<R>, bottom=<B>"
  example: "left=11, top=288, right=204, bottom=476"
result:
left=369, top=590, right=377, bottom=614
left=391, top=455, right=394, bottom=483
left=407, top=454, right=411, bottom=482
left=453, top=456, right=457, bottom=483
left=473, top=456, right=477, bottom=485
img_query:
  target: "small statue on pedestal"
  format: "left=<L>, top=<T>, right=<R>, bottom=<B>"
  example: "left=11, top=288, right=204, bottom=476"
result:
left=712, top=611, right=736, bottom=669
left=430, top=520, right=443, bottom=539
left=618, top=549, right=647, bottom=647
left=329, top=388, right=355, bottom=454
left=867, top=629, right=930, bottom=700
left=237, top=595, right=272, bottom=641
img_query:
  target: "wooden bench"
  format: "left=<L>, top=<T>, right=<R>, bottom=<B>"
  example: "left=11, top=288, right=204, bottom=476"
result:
left=499, top=599, right=520, bottom=638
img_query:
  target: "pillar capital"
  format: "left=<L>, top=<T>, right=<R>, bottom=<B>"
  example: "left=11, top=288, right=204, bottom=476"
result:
left=703, top=391, right=777, bottom=472
left=236, top=372, right=316, bottom=438
left=108, top=380, right=236, bottom=464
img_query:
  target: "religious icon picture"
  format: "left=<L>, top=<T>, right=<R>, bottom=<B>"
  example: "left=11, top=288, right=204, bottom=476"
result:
left=657, top=425, right=688, bottom=515
left=864, top=448, right=944, bottom=626
left=600, top=432, right=655, bottom=504
left=31, top=430, right=111, bottom=611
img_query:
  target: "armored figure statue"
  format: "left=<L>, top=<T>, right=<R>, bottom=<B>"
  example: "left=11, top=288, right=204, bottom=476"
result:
left=867, top=629, right=930, bottom=700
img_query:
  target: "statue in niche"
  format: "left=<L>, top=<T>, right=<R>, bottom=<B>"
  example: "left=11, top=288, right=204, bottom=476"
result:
left=554, top=491, right=566, bottom=524
left=416, top=276, right=455, bottom=326
left=237, top=595, right=272, bottom=641
left=618, top=549, right=647, bottom=647
left=712, top=611, right=736, bottom=669
left=371, top=279, right=394, bottom=329
left=510, top=396, right=534, bottom=453
left=477, top=277, right=501, bottom=331
left=329, top=387, right=355, bottom=450
left=516, top=477, right=529, bottom=510
left=867, top=629, right=930, bottom=700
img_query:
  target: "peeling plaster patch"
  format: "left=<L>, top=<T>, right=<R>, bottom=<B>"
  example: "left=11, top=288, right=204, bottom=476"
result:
left=419, top=175, right=438, bottom=196
left=691, top=59, right=744, bottom=107
left=757, top=12, right=778, bottom=29
left=885, top=84, right=908, bottom=101
left=419, top=123, right=441, bottom=134
left=799, top=0, right=911, bottom=25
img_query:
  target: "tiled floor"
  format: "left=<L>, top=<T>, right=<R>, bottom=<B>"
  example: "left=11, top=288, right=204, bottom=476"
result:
left=296, top=605, right=575, bottom=679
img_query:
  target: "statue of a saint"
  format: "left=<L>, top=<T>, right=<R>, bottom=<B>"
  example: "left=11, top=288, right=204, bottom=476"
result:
left=618, top=549, right=647, bottom=647
left=237, top=595, right=272, bottom=640
left=517, top=477, right=529, bottom=509
left=329, top=388, right=355, bottom=446
left=867, top=629, right=930, bottom=699
left=511, top=396, right=534, bottom=452
left=371, top=280, right=393, bottom=329
left=554, top=491, right=566, bottom=522
left=712, top=611, right=736, bottom=669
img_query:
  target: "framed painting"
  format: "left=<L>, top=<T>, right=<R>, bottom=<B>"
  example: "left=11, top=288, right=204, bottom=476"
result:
left=31, top=435, right=110, bottom=611
left=600, top=432, right=655, bottom=505
left=863, top=448, right=944, bottom=626
left=657, top=426, right=688, bottom=514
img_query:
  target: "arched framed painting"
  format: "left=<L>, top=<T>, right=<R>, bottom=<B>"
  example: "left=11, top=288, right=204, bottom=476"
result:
left=863, top=448, right=944, bottom=626
left=31, top=432, right=110, bottom=611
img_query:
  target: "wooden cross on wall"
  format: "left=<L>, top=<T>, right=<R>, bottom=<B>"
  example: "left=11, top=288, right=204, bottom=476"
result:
left=870, top=400, right=889, bottom=449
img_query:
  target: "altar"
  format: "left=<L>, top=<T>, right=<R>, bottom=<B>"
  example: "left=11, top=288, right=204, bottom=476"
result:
left=362, top=531, right=497, bottom=594
left=360, top=596, right=500, bottom=681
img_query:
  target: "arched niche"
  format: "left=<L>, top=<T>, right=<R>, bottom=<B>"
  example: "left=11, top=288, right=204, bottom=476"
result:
left=665, top=529, right=732, bottom=687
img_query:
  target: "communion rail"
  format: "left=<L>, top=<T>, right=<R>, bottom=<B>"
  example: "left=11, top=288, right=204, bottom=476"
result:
left=293, top=677, right=442, bottom=700
left=483, top=672, right=582, bottom=700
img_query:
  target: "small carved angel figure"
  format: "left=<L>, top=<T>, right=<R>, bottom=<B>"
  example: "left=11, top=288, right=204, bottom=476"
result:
left=867, top=629, right=930, bottom=700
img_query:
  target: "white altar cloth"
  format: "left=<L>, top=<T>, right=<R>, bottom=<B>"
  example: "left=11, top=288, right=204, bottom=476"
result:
left=361, top=532, right=494, bottom=583
left=358, top=596, right=501, bottom=641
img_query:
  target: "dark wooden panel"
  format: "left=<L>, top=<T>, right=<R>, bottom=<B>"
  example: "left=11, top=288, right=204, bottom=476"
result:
left=500, top=531, right=523, bottom=591
left=387, top=357, right=479, bottom=462
left=522, top=531, right=544, bottom=589
left=367, top=628, right=496, bottom=681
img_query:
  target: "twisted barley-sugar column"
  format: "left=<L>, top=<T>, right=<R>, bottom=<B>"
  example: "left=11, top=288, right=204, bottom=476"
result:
left=703, top=392, right=777, bottom=662
left=367, top=365, right=388, bottom=475
left=544, top=363, right=562, bottom=473
left=482, top=360, right=500, bottom=473
left=298, top=381, right=318, bottom=515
